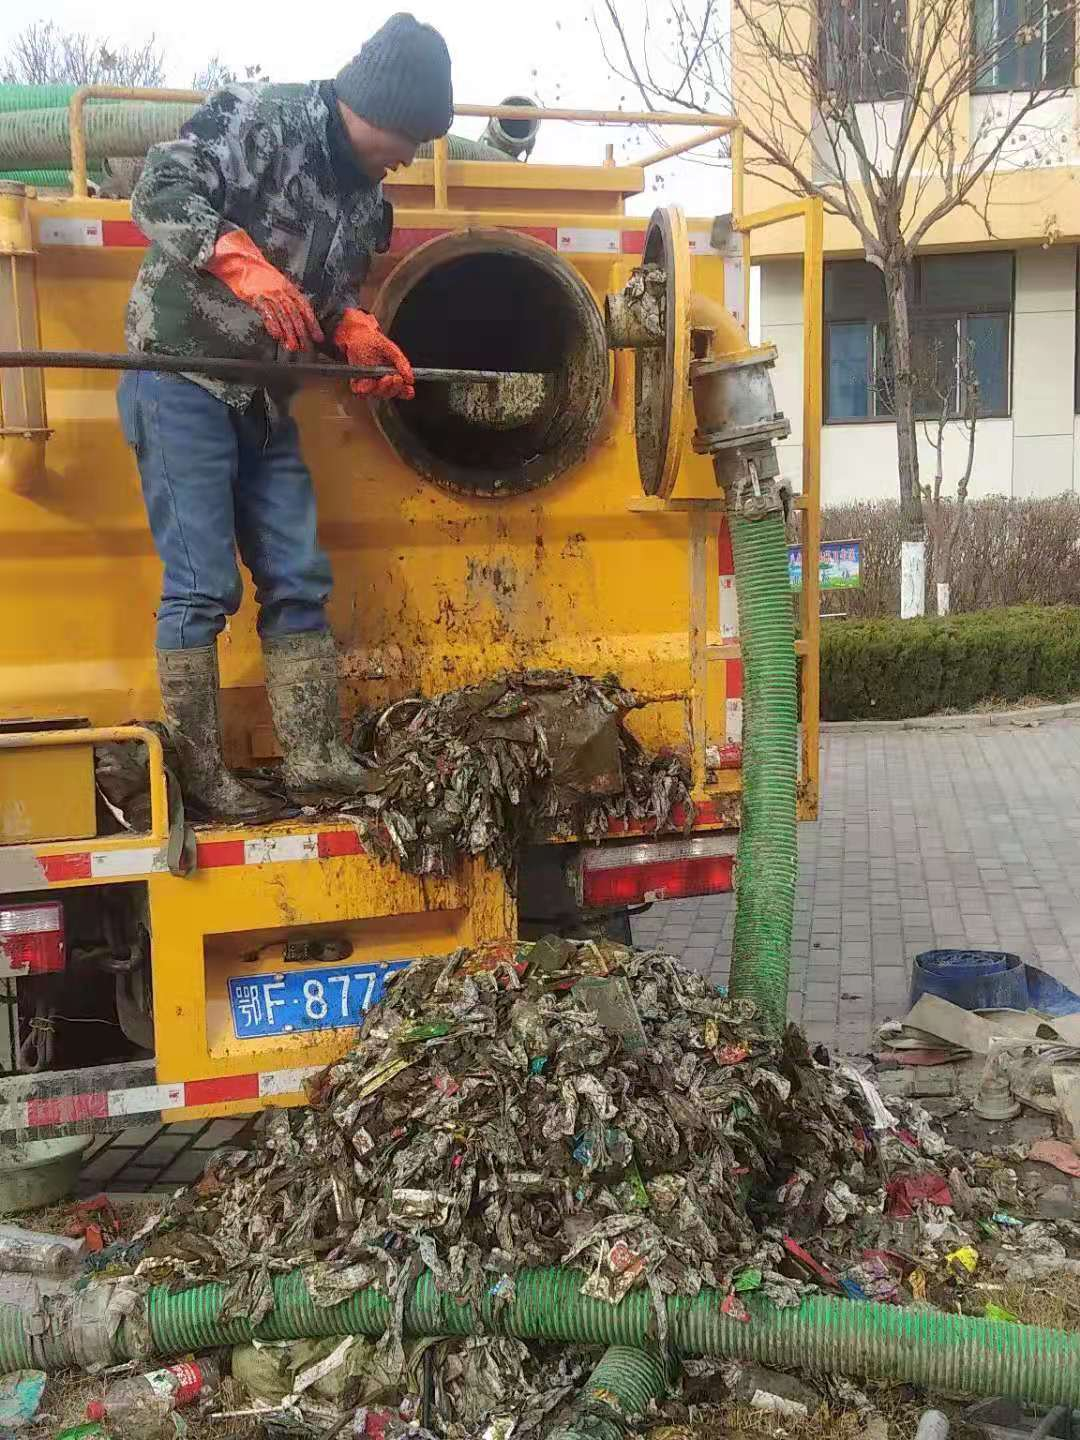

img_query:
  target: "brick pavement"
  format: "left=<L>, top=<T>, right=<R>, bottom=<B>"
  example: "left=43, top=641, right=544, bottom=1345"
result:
left=80, top=716, right=1080, bottom=1193
left=633, top=715, right=1080, bottom=1053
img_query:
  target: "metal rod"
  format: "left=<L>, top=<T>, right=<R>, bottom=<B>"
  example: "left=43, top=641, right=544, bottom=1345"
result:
left=453, top=103, right=739, bottom=128
left=637, top=126, right=731, bottom=168
left=0, top=350, right=544, bottom=388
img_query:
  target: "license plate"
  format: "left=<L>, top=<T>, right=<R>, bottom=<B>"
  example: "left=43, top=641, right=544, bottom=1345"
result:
left=228, top=960, right=412, bottom=1040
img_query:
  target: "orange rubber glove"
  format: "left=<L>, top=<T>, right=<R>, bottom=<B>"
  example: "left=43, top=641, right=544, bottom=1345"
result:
left=334, top=309, right=415, bottom=400
left=205, top=229, right=323, bottom=353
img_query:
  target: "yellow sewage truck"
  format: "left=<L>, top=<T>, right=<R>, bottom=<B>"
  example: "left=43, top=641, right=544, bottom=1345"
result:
left=0, top=92, right=822, bottom=1140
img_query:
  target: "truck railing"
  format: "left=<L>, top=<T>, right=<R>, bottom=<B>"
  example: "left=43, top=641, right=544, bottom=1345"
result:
left=67, top=89, right=742, bottom=200
left=0, top=724, right=169, bottom=845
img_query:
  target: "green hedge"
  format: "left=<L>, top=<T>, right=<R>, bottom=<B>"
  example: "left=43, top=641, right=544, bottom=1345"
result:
left=820, top=606, right=1080, bottom=721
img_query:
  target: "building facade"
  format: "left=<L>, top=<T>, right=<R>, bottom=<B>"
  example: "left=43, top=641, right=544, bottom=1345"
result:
left=737, top=0, right=1080, bottom=504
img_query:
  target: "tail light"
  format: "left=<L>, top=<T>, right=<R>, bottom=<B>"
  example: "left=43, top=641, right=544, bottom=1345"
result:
left=0, top=903, right=65, bottom=975
left=580, top=834, right=737, bottom=908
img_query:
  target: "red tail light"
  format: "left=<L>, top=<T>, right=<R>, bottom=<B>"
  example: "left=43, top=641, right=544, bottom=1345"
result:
left=0, top=903, right=65, bottom=975
left=581, top=834, right=737, bottom=907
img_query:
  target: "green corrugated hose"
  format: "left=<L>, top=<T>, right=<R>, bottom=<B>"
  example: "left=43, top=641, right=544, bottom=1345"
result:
left=0, top=86, right=81, bottom=115
left=0, top=170, right=77, bottom=186
left=0, top=103, right=199, bottom=167
left=727, top=510, right=799, bottom=1034
left=9, top=1267, right=1080, bottom=1403
left=550, top=1346, right=672, bottom=1440
left=0, top=96, right=511, bottom=171
left=416, top=136, right=512, bottom=161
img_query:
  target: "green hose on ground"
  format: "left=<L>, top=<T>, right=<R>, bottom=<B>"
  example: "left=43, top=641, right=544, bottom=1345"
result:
left=551, top=1346, right=672, bottom=1440
left=727, top=510, right=799, bottom=1034
left=10, top=1266, right=1080, bottom=1404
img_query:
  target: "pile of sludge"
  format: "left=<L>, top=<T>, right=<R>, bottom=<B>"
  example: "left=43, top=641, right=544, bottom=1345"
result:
left=95, top=670, right=695, bottom=876
left=129, top=939, right=1005, bottom=1341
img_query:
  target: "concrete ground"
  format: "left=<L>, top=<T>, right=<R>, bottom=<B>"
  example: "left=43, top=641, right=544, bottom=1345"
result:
left=633, top=714, right=1080, bottom=1051
left=81, top=714, right=1080, bottom=1193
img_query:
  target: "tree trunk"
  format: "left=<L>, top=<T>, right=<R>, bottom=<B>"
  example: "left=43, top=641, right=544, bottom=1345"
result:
left=935, top=544, right=951, bottom=615
left=885, top=262, right=926, bottom=618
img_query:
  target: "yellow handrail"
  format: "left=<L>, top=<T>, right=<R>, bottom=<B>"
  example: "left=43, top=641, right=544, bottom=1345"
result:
left=0, top=725, right=169, bottom=844
left=729, top=189, right=824, bottom=813
left=66, top=89, right=742, bottom=201
left=69, top=86, right=206, bottom=199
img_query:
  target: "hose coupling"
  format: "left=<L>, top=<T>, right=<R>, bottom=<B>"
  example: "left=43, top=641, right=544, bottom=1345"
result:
left=690, top=345, right=790, bottom=515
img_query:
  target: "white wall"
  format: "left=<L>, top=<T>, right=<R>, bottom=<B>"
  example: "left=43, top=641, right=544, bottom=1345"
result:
left=759, top=246, right=1079, bottom=504
left=811, top=102, right=906, bottom=186
left=970, top=92, right=1080, bottom=172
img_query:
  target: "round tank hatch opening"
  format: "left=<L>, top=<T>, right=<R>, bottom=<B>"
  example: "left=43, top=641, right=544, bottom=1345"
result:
left=373, top=230, right=609, bottom=497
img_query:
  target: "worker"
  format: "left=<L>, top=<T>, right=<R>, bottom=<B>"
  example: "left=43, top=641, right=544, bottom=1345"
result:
left=117, top=14, right=452, bottom=820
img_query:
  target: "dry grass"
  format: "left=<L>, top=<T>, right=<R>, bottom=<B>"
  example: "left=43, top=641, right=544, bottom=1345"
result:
left=665, top=1385, right=928, bottom=1440
left=1000, top=1273, right=1080, bottom=1331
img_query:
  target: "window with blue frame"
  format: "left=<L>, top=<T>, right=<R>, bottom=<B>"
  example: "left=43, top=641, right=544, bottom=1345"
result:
left=824, top=254, right=1013, bottom=422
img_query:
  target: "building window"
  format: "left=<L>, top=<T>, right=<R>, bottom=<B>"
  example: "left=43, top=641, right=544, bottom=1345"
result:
left=824, top=253, right=1012, bottom=422
left=972, top=0, right=1075, bottom=92
left=821, top=0, right=908, bottom=101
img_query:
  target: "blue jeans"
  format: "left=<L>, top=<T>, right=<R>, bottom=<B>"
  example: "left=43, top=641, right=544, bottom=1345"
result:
left=117, top=371, right=332, bottom=650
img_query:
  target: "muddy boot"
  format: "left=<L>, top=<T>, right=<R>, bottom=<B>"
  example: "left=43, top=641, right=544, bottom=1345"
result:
left=157, top=646, right=281, bottom=823
left=262, top=630, right=370, bottom=802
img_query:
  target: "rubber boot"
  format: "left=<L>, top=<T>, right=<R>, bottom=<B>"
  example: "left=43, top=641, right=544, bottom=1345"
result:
left=157, top=646, right=281, bottom=823
left=262, top=630, right=370, bottom=802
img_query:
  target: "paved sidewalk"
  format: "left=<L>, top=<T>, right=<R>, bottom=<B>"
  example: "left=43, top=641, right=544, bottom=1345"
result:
left=633, top=715, right=1080, bottom=1052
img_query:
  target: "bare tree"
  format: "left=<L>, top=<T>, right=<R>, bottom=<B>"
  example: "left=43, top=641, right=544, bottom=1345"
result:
left=920, top=348, right=979, bottom=616
left=599, top=0, right=1076, bottom=614
left=2, top=20, right=166, bottom=86
left=191, top=58, right=270, bottom=92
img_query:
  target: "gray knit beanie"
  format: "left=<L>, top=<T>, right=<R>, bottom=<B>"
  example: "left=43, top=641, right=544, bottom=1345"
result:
left=335, top=14, right=452, bottom=144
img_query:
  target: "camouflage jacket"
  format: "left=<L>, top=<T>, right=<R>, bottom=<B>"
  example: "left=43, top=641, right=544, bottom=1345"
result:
left=126, top=81, right=392, bottom=409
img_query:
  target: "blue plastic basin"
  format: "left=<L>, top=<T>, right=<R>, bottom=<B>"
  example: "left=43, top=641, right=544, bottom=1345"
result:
left=909, top=949, right=1027, bottom=1012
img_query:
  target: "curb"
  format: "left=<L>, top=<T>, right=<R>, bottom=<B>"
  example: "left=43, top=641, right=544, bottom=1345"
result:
left=822, top=699, right=1080, bottom=735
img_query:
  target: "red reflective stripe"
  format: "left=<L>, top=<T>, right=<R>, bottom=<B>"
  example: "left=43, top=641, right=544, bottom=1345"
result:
left=583, top=854, right=734, bottom=906
left=726, top=659, right=743, bottom=700
left=196, top=839, right=246, bottom=869
left=388, top=225, right=558, bottom=255
left=101, top=219, right=147, bottom=247
left=40, top=853, right=92, bottom=882
left=513, top=226, right=557, bottom=248
left=318, top=830, right=361, bottom=858
left=387, top=226, right=448, bottom=253
left=27, top=1091, right=109, bottom=1127
left=183, top=1073, right=259, bottom=1106
left=605, top=799, right=729, bottom=837
left=621, top=231, right=646, bottom=255
left=717, top=517, right=734, bottom=575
